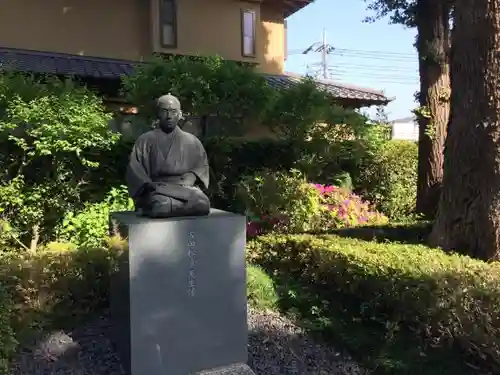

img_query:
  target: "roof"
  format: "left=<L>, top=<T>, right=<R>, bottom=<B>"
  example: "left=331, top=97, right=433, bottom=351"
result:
left=0, top=47, right=391, bottom=105
left=0, top=47, right=134, bottom=78
left=266, top=72, right=391, bottom=105
left=280, top=0, right=314, bottom=17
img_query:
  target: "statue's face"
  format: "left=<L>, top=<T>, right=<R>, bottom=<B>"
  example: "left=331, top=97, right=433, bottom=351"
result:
left=157, top=95, right=182, bottom=133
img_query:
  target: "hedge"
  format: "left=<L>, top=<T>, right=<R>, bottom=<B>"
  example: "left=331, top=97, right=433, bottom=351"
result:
left=3, top=234, right=497, bottom=373
left=0, top=241, right=275, bottom=372
left=0, top=244, right=120, bottom=373
left=247, top=234, right=500, bottom=373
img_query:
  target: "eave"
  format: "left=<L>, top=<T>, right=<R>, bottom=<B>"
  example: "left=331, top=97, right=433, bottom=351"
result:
left=268, top=0, right=313, bottom=17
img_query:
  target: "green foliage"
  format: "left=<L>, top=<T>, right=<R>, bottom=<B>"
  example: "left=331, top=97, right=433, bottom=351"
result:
left=203, top=137, right=298, bottom=210
left=246, top=265, right=278, bottom=311
left=0, top=72, right=118, bottom=250
left=122, top=55, right=273, bottom=131
left=57, top=186, right=134, bottom=248
left=358, top=140, right=418, bottom=219
left=293, top=108, right=373, bottom=183
left=364, top=0, right=417, bottom=27
left=0, top=241, right=275, bottom=370
left=312, top=184, right=389, bottom=229
left=332, top=171, right=354, bottom=191
left=0, top=244, right=122, bottom=370
left=238, top=169, right=322, bottom=233
left=0, top=284, right=16, bottom=375
left=247, top=234, right=500, bottom=374
left=240, top=170, right=388, bottom=235
left=264, top=77, right=333, bottom=141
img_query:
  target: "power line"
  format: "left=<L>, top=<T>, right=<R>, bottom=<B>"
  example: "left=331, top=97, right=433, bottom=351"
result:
left=330, top=68, right=417, bottom=78
left=305, top=65, right=418, bottom=85
left=291, top=32, right=417, bottom=80
left=288, top=46, right=416, bottom=59
left=309, top=61, right=418, bottom=73
left=293, top=31, right=419, bottom=88
left=332, top=52, right=415, bottom=62
left=334, top=47, right=416, bottom=57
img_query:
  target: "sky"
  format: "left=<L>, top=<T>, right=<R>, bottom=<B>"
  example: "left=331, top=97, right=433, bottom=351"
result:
left=284, top=0, right=419, bottom=121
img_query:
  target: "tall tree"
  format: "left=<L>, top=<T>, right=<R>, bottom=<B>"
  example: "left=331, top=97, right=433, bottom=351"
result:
left=365, top=0, right=452, bottom=218
left=429, top=0, right=500, bottom=260
left=414, top=0, right=451, bottom=217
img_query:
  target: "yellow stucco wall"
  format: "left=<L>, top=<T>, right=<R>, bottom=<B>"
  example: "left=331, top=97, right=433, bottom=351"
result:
left=0, top=0, right=151, bottom=61
left=0, top=0, right=285, bottom=73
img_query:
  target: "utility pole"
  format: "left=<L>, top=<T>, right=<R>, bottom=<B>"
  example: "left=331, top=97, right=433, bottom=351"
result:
left=302, top=28, right=335, bottom=79
left=321, top=29, right=328, bottom=78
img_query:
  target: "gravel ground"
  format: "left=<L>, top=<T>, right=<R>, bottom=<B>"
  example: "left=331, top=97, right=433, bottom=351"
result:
left=9, top=307, right=367, bottom=375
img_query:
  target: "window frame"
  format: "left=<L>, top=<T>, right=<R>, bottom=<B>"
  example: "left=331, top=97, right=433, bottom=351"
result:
left=159, top=0, right=178, bottom=49
left=241, top=9, right=256, bottom=58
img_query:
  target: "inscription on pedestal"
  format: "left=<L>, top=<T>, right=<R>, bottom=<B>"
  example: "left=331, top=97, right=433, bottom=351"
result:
left=188, top=231, right=197, bottom=297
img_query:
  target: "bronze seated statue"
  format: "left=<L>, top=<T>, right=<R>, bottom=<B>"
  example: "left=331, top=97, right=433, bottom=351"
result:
left=126, top=94, right=211, bottom=218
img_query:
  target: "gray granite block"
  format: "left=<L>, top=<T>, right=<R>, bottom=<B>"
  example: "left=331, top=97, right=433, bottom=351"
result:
left=109, top=210, right=248, bottom=375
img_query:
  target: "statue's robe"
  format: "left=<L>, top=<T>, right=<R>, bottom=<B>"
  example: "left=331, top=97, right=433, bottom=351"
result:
left=126, top=127, right=211, bottom=218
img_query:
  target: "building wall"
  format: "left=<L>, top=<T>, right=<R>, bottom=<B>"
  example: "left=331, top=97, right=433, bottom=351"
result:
left=391, top=121, right=419, bottom=141
left=0, top=0, right=285, bottom=73
left=0, top=0, right=151, bottom=61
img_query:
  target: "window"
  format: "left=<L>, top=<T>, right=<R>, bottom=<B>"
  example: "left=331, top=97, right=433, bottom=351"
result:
left=241, top=9, right=256, bottom=57
left=160, top=0, right=177, bottom=48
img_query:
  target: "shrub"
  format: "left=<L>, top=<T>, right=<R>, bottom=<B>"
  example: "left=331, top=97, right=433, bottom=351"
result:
left=56, top=186, right=133, bottom=248
left=357, top=140, right=418, bottom=219
left=0, top=240, right=279, bottom=370
left=246, top=265, right=278, bottom=311
left=238, top=169, right=322, bottom=233
left=312, top=184, right=388, bottom=229
left=247, top=234, right=500, bottom=373
left=0, top=244, right=120, bottom=371
left=122, top=55, right=273, bottom=129
left=204, top=138, right=297, bottom=211
left=0, top=72, right=119, bottom=250
left=0, top=284, right=16, bottom=375
left=239, top=170, right=387, bottom=236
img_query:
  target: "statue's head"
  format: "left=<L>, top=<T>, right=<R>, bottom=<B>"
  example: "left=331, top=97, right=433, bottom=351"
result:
left=156, top=93, right=182, bottom=133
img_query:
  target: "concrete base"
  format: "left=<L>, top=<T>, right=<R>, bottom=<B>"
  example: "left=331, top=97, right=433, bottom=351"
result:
left=109, top=209, right=248, bottom=375
left=197, top=363, right=256, bottom=375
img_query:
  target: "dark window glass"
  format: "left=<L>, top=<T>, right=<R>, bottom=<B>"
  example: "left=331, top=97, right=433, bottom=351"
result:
left=160, top=0, right=177, bottom=48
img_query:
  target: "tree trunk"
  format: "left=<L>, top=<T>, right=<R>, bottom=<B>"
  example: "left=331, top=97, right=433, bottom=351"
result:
left=415, top=0, right=451, bottom=218
left=429, top=0, right=500, bottom=260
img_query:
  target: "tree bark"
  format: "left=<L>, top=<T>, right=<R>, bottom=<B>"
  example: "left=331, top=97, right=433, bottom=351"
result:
left=429, top=0, right=500, bottom=260
left=415, top=0, right=451, bottom=218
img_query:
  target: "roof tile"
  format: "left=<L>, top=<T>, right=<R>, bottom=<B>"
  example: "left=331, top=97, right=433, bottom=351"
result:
left=0, top=47, right=390, bottom=104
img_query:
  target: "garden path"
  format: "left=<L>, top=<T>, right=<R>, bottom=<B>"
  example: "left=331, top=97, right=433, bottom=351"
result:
left=9, top=307, right=367, bottom=375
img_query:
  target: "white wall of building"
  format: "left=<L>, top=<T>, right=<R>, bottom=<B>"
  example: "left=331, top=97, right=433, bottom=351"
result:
left=390, top=117, right=419, bottom=141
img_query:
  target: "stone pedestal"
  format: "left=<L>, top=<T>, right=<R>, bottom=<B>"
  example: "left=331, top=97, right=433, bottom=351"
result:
left=109, top=210, right=250, bottom=375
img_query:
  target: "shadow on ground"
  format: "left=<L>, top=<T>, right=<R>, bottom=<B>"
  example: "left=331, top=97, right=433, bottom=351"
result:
left=9, top=308, right=366, bottom=375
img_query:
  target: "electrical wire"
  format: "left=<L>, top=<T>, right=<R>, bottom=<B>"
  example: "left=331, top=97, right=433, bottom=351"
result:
left=295, top=45, right=419, bottom=85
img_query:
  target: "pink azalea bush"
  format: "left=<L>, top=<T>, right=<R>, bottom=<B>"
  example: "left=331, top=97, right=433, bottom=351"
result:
left=241, top=170, right=388, bottom=238
left=312, top=183, right=388, bottom=230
